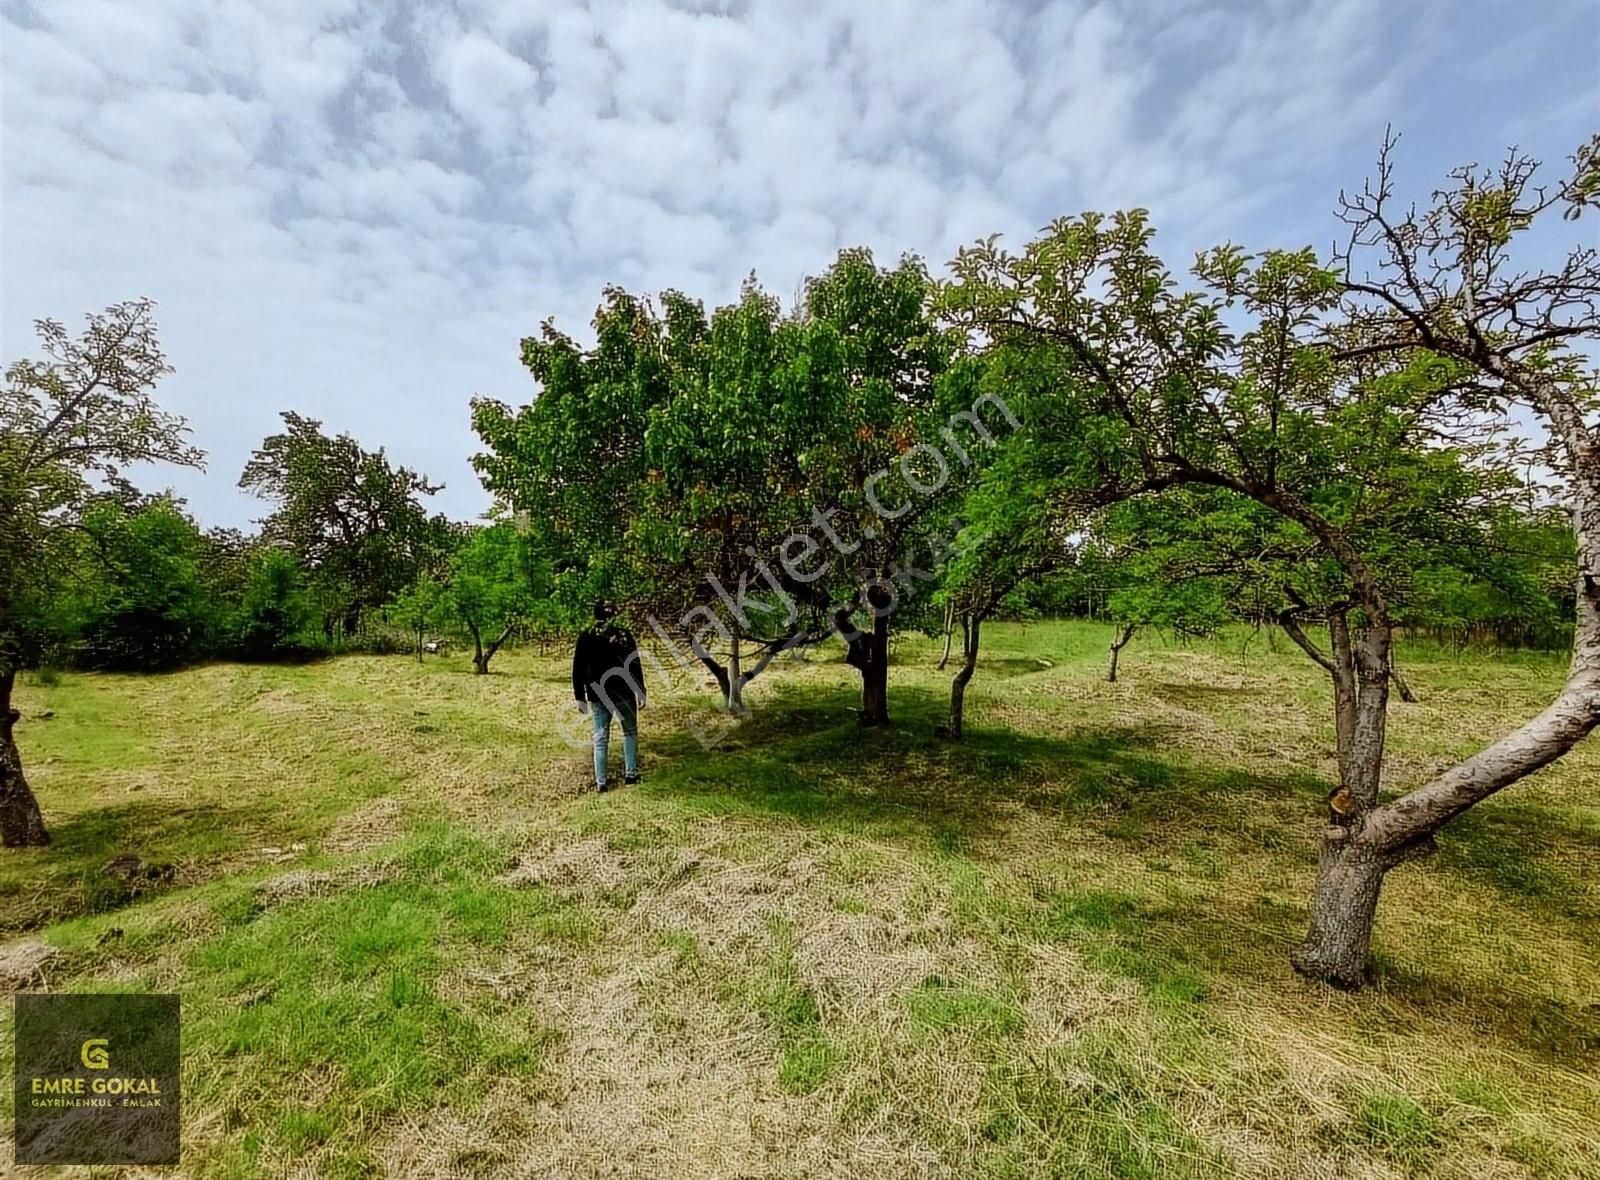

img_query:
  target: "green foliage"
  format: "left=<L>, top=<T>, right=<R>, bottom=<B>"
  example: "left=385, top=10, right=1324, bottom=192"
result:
left=240, top=412, right=455, bottom=636
left=939, top=210, right=1542, bottom=657
left=66, top=498, right=221, bottom=671
left=437, top=521, right=563, bottom=669
left=0, top=300, right=203, bottom=675
left=385, top=573, right=447, bottom=660
left=473, top=250, right=970, bottom=711
left=228, top=547, right=323, bottom=662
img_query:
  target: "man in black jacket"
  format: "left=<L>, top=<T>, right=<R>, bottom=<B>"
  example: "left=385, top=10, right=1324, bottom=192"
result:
left=572, top=601, right=646, bottom=791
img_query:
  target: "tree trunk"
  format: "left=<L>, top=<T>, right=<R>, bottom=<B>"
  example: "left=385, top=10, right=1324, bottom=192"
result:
left=473, top=623, right=515, bottom=675
left=945, top=614, right=980, bottom=739
left=1387, top=649, right=1417, bottom=703
left=697, top=650, right=733, bottom=709
left=1107, top=622, right=1136, bottom=683
left=1289, top=835, right=1385, bottom=988
left=843, top=607, right=892, bottom=728
left=1288, top=366, right=1600, bottom=988
left=1290, top=612, right=1395, bottom=987
left=864, top=611, right=890, bottom=726
left=936, top=604, right=956, bottom=671
left=0, top=669, right=50, bottom=848
left=726, top=633, right=746, bottom=715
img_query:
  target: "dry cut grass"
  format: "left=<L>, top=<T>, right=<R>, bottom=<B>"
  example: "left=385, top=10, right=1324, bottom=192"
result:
left=1, top=621, right=1596, bottom=1178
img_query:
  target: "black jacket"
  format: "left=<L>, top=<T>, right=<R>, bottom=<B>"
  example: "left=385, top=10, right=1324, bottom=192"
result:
left=572, top=624, right=645, bottom=706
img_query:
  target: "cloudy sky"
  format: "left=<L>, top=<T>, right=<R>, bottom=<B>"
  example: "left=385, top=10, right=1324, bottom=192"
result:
left=4, top=0, right=1596, bottom=527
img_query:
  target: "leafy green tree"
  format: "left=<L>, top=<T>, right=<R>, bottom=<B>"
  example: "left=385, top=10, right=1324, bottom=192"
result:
left=933, top=435, right=1075, bottom=737
left=0, top=299, right=203, bottom=846
left=768, top=249, right=969, bottom=725
left=476, top=252, right=982, bottom=724
left=1086, top=496, right=1240, bottom=683
left=473, top=288, right=671, bottom=614
left=386, top=573, right=447, bottom=664
left=66, top=497, right=220, bottom=671
left=442, top=522, right=551, bottom=674
left=632, top=283, right=832, bottom=714
left=942, top=136, right=1598, bottom=986
left=1402, top=503, right=1574, bottom=651
left=229, top=547, right=320, bottom=661
left=240, top=412, right=452, bottom=639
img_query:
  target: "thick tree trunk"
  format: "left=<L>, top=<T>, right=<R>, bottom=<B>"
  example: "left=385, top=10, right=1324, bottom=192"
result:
left=1290, top=835, right=1385, bottom=988
left=1291, top=613, right=1395, bottom=986
left=1294, top=445, right=1600, bottom=986
left=842, top=607, right=892, bottom=727
left=1107, top=622, right=1136, bottom=683
left=859, top=622, right=889, bottom=725
left=945, top=615, right=980, bottom=739
left=0, top=670, right=50, bottom=848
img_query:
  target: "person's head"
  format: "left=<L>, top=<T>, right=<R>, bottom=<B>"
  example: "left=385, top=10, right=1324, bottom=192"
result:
left=593, top=599, right=615, bottom=624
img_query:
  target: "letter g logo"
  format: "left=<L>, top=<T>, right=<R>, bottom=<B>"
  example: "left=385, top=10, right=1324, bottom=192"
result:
left=81, top=1039, right=110, bottom=1070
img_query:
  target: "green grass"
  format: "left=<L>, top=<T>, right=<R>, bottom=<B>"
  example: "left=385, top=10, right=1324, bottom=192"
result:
left=3, top=622, right=1598, bottom=1177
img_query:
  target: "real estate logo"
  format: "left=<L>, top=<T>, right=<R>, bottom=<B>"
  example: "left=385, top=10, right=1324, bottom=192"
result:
left=12, top=993, right=180, bottom=1165
left=80, top=1037, right=110, bottom=1070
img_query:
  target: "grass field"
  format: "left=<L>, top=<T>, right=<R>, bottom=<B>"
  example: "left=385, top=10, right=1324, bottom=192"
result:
left=1, top=621, right=1596, bottom=1178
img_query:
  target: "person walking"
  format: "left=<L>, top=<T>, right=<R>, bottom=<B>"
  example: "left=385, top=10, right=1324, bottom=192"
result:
left=572, top=600, right=645, bottom=792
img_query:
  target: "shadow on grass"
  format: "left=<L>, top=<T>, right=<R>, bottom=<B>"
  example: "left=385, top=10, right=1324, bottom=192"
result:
left=0, top=798, right=282, bottom=936
left=642, top=682, right=1328, bottom=846
left=636, top=685, right=1600, bottom=1064
left=1433, top=802, right=1599, bottom=921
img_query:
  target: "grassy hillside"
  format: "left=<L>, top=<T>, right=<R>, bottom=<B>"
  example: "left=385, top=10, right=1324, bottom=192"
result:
left=1, top=622, right=1596, bottom=1178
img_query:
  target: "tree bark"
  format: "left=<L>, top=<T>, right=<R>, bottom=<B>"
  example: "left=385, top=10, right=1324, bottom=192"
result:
left=472, top=622, right=515, bottom=675
left=0, top=669, right=50, bottom=848
left=696, top=648, right=733, bottom=709
left=861, top=611, right=890, bottom=726
left=936, top=603, right=956, bottom=671
left=691, top=629, right=794, bottom=717
left=1107, top=622, right=1137, bottom=683
left=1289, top=833, right=1385, bottom=988
left=1291, top=612, right=1395, bottom=985
left=726, top=633, right=745, bottom=715
left=944, top=614, right=981, bottom=738
left=841, top=606, right=892, bottom=727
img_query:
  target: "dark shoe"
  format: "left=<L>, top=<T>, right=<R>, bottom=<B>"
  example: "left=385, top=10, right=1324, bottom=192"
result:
left=596, top=781, right=609, bottom=793
left=624, top=772, right=641, bottom=786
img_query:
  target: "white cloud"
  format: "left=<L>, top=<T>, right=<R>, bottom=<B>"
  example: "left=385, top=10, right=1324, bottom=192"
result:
left=2, top=0, right=1593, bottom=526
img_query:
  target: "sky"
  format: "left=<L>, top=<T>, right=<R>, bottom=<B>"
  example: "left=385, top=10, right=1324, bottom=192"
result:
left=3, top=0, right=1597, bottom=529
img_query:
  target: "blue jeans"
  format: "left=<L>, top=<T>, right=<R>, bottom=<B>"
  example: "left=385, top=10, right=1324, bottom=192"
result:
left=591, top=697, right=638, bottom=786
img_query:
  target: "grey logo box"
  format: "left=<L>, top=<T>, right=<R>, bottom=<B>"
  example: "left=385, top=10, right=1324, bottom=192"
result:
left=12, top=993, right=181, bottom=1165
